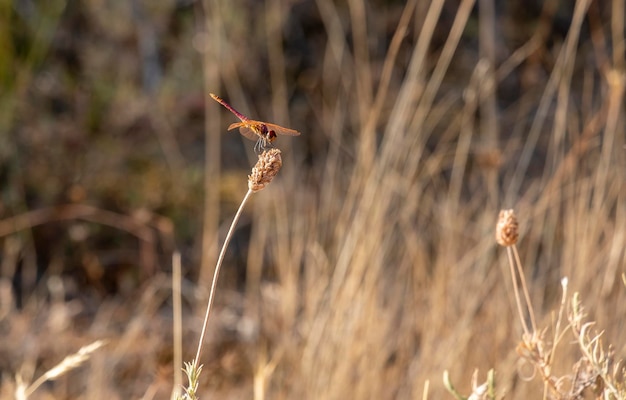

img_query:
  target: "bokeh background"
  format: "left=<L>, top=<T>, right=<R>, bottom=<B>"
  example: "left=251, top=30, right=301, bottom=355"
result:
left=0, top=0, right=625, bottom=398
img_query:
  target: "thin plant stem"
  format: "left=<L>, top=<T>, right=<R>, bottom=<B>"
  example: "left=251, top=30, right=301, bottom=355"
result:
left=542, top=277, right=569, bottom=400
left=506, top=246, right=530, bottom=337
left=198, top=0, right=222, bottom=293
left=171, top=251, right=183, bottom=400
left=194, top=189, right=254, bottom=366
left=512, top=244, right=537, bottom=333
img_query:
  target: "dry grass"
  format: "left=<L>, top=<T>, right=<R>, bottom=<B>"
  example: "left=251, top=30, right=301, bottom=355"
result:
left=0, top=0, right=625, bottom=399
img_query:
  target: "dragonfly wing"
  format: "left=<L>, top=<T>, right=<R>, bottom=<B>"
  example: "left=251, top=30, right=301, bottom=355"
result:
left=228, top=122, right=258, bottom=142
left=265, top=123, right=301, bottom=136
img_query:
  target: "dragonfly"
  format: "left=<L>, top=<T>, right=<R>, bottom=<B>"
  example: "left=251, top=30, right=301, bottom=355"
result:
left=210, top=93, right=301, bottom=152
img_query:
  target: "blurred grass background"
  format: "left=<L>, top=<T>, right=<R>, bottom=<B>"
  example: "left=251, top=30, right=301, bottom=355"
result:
left=0, top=0, right=625, bottom=398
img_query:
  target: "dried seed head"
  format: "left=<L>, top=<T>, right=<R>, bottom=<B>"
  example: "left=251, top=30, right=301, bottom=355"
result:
left=42, top=340, right=107, bottom=381
left=496, top=209, right=519, bottom=247
left=248, top=149, right=282, bottom=192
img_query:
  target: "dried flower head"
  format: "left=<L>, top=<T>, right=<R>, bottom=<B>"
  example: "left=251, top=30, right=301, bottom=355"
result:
left=248, top=149, right=282, bottom=192
left=24, top=340, right=107, bottom=397
left=496, top=209, right=519, bottom=247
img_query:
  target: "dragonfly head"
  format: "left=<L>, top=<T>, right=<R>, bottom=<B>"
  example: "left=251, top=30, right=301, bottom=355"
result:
left=260, top=124, right=277, bottom=142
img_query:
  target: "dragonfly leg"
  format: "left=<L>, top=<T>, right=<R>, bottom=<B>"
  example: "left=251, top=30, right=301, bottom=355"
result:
left=254, top=138, right=274, bottom=153
left=254, top=139, right=263, bottom=154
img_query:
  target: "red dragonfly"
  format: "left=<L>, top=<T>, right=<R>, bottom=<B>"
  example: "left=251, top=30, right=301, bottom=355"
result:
left=210, top=93, right=300, bottom=151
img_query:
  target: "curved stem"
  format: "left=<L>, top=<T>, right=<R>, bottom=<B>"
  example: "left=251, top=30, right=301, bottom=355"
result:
left=194, top=189, right=254, bottom=366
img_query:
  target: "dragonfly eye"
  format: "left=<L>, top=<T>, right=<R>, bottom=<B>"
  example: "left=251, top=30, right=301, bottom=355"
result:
left=268, top=130, right=277, bottom=141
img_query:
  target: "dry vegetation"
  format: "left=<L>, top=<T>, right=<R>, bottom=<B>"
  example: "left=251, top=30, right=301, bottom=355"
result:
left=0, top=0, right=625, bottom=399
